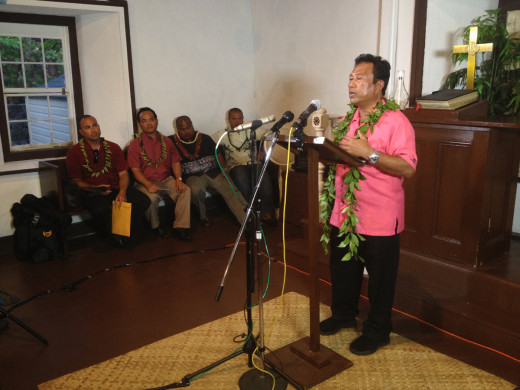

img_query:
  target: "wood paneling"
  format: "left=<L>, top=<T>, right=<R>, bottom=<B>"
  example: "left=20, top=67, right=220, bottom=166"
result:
left=402, top=110, right=520, bottom=267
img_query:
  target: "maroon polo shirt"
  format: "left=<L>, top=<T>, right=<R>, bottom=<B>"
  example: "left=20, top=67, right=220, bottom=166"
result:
left=127, top=132, right=181, bottom=182
left=66, top=138, right=127, bottom=188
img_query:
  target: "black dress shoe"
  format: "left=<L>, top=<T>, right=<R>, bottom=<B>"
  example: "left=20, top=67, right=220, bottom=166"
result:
left=349, top=334, right=390, bottom=356
left=175, top=228, right=192, bottom=241
left=159, top=227, right=171, bottom=238
left=319, top=317, right=357, bottom=335
left=112, top=235, right=133, bottom=250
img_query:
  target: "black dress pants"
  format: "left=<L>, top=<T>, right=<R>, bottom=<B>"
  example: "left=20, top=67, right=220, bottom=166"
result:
left=329, top=225, right=400, bottom=340
left=81, top=187, right=150, bottom=238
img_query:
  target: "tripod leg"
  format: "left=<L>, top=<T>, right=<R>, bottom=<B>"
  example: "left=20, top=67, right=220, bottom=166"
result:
left=0, top=306, right=48, bottom=345
left=182, top=348, right=244, bottom=383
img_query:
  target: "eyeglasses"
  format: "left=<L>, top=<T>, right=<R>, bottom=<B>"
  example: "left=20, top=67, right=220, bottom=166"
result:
left=93, top=149, right=99, bottom=164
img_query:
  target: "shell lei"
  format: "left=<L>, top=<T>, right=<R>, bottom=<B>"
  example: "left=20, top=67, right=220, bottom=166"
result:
left=319, top=99, right=400, bottom=261
left=174, top=132, right=202, bottom=160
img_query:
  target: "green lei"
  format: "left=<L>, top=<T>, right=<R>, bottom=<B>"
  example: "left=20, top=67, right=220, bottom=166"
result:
left=79, top=138, right=112, bottom=178
left=319, top=99, right=399, bottom=261
left=137, top=132, right=167, bottom=167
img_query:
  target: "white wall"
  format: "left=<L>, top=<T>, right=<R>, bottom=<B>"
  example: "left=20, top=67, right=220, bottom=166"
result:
left=128, top=0, right=255, bottom=136
left=252, top=0, right=376, bottom=120
left=76, top=11, right=135, bottom=147
left=252, top=0, right=415, bottom=124
left=514, top=183, right=520, bottom=234
left=422, top=0, right=499, bottom=95
left=128, top=0, right=415, bottom=132
left=380, top=0, right=416, bottom=105
left=0, top=172, right=41, bottom=235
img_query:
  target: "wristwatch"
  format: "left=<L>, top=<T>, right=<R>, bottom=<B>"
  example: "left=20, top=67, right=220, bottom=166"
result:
left=176, top=177, right=183, bottom=181
left=368, top=150, right=379, bottom=164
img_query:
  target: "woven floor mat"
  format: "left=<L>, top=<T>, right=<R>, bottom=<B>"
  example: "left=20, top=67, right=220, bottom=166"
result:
left=39, top=292, right=515, bottom=389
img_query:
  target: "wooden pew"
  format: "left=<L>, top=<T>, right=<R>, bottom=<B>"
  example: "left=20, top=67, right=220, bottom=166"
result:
left=38, top=158, right=95, bottom=241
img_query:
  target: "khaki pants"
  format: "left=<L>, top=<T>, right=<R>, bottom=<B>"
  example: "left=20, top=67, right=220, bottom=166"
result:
left=186, top=173, right=246, bottom=224
left=135, top=176, right=191, bottom=229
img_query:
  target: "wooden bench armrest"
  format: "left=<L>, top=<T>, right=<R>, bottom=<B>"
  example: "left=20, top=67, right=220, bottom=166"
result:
left=39, top=160, right=65, bottom=211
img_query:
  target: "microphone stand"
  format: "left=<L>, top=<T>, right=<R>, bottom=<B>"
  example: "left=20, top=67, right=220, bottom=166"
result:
left=153, top=123, right=297, bottom=390
left=236, top=126, right=288, bottom=390
left=291, top=118, right=309, bottom=173
left=292, top=121, right=305, bottom=153
left=217, top=122, right=291, bottom=389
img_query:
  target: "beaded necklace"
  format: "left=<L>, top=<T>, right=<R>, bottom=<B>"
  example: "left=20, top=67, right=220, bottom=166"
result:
left=138, top=132, right=167, bottom=167
left=173, top=132, right=202, bottom=160
left=319, top=99, right=399, bottom=261
left=79, top=138, right=112, bottom=177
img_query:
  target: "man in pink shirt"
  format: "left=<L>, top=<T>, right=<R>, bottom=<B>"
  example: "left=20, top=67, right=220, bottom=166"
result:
left=320, top=54, right=417, bottom=355
left=127, top=107, right=192, bottom=241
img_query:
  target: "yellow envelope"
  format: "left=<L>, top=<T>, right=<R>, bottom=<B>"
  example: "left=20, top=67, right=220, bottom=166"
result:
left=112, top=201, right=132, bottom=237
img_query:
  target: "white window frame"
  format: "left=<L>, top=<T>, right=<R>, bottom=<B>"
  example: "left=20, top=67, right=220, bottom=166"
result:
left=0, top=0, right=136, bottom=173
left=1, top=22, right=77, bottom=153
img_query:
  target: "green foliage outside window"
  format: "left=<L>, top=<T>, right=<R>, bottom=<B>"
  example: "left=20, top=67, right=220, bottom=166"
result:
left=0, top=36, right=64, bottom=89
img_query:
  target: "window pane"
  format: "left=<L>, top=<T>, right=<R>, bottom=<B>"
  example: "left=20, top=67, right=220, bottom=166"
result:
left=51, top=119, right=71, bottom=143
left=28, top=95, right=49, bottom=119
left=22, top=37, right=43, bottom=62
left=1, top=22, right=78, bottom=161
left=43, top=39, right=63, bottom=63
left=32, top=120, right=51, bottom=144
left=2, top=63, right=23, bottom=88
left=46, top=64, right=65, bottom=87
left=9, top=121, right=29, bottom=146
left=49, top=95, right=68, bottom=118
left=0, top=36, right=21, bottom=61
left=24, top=64, right=45, bottom=87
left=7, top=96, right=27, bottom=120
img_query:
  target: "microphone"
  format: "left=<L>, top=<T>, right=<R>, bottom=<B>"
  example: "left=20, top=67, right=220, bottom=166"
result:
left=292, top=100, right=320, bottom=152
left=294, top=99, right=321, bottom=128
left=271, top=111, right=294, bottom=133
left=228, top=115, right=275, bottom=132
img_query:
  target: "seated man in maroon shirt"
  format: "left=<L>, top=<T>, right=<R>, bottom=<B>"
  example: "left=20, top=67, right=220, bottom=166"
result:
left=127, top=107, right=192, bottom=241
left=66, top=115, right=150, bottom=248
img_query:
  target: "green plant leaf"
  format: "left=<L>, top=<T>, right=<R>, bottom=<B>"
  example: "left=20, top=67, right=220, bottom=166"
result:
left=443, top=8, right=520, bottom=116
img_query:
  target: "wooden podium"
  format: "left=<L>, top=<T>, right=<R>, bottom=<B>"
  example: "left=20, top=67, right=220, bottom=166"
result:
left=265, top=135, right=364, bottom=388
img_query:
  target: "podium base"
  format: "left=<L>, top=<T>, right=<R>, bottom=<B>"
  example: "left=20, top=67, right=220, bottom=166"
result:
left=265, top=337, right=353, bottom=389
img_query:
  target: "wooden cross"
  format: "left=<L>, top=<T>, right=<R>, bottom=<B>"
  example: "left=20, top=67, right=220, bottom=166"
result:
left=453, top=26, right=493, bottom=90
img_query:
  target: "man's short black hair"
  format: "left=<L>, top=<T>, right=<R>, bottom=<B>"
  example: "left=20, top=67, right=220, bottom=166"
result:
left=136, top=107, right=158, bottom=122
left=175, top=115, right=192, bottom=129
left=355, top=54, right=391, bottom=96
left=77, top=114, right=94, bottom=130
left=228, top=107, right=243, bottom=119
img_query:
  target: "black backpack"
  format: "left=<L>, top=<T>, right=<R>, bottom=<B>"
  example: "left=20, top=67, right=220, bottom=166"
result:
left=11, top=194, right=72, bottom=263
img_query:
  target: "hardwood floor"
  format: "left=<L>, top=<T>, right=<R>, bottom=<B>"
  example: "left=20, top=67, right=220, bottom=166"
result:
left=1, top=212, right=519, bottom=389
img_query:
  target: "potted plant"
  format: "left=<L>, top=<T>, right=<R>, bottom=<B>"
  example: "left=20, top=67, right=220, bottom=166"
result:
left=442, top=9, right=520, bottom=116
